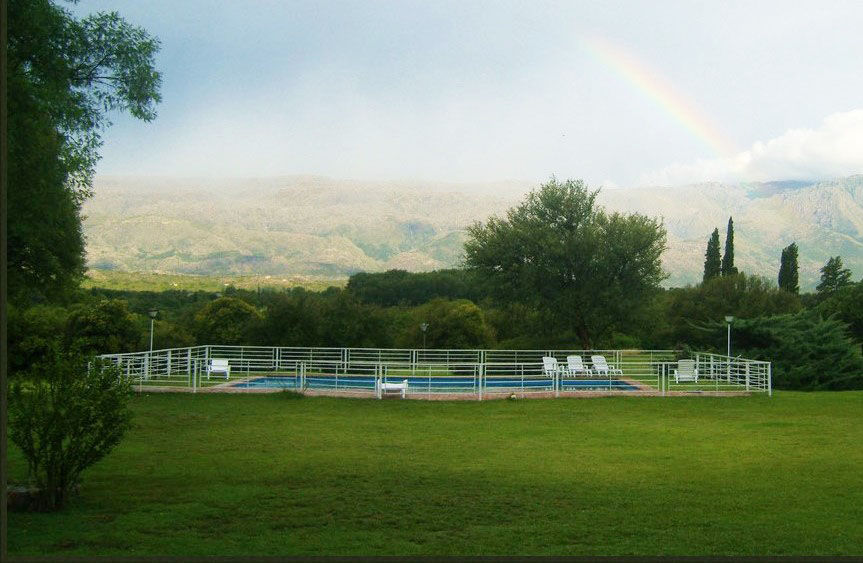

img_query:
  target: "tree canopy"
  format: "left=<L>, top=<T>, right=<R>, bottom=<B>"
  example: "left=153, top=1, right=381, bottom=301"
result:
left=8, top=0, right=161, bottom=303
left=464, top=178, right=667, bottom=348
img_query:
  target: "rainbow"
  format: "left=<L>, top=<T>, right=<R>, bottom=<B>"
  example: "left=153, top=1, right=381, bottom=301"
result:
left=582, top=34, right=738, bottom=159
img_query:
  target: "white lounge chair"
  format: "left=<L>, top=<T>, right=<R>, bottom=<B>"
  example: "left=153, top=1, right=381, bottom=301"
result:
left=590, top=355, right=623, bottom=376
left=566, top=355, right=590, bottom=377
left=377, top=378, right=409, bottom=399
left=542, top=356, right=563, bottom=378
left=673, top=359, right=699, bottom=383
left=207, top=358, right=231, bottom=380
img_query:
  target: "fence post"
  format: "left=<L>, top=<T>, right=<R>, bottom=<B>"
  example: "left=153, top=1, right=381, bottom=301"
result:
left=767, top=363, right=772, bottom=397
left=745, top=362, right=750, bottom=391
left=662, top=363, right=666, bottom=397
left=555, top=362, right=559, bottom=398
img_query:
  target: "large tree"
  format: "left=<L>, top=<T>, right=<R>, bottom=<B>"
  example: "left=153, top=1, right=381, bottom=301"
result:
left=8, top=0, right=161, bottom=303
left=720, top=216, right=737, bottom=276
left=816, top=256, right=853, bottom=297
left=464, top=178, right=667, bottom=348
left=702, top=228, right=721, bottom=283
left=778, top=242, right=799, bottom=294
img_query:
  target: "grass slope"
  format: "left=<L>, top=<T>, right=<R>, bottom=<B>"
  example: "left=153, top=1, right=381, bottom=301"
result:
left=82, top=269, right=345, bottom=292
left=7, top=392, right=863, bottom=556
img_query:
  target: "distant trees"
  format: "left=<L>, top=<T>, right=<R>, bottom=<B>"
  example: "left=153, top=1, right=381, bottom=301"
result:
left=347, top=269, right=487, bottom=306
left=720, top=217, right=737, bottom=276
left=816, top=256, right=852, bottom=297
left=778, top=243, right=800, bottom=294
left=703, top=228, right=722, bottom=282
left=464, top=178, right=667, bottom=348
left=8, top=0, right=161, bottom=304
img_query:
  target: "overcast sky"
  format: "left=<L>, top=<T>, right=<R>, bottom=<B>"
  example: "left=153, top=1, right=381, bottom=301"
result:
left=73, top=0, right=863, bottom=188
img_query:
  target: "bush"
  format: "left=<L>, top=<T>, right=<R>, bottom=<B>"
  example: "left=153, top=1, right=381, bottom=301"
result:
left=734, top=311, right=863, bottom=390
left=9, top=349, right=134, bottom=511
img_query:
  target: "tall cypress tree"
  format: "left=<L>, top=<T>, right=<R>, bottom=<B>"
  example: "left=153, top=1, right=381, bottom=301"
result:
left=778, top=242, right=799, bottom=294
left=703, top=228, right=722, bottom=282
left=721, top=216, right=737, bottom=276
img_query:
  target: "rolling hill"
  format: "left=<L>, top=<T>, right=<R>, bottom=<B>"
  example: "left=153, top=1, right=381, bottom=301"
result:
left=82, top=174, right=863, bottom=289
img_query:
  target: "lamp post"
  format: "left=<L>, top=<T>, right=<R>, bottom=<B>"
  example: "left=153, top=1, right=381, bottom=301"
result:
left=724, top=315, right=734, bottom=357
left=420, top=322, right=429, bottom=351
left=148, top=309, right=159, bottom=352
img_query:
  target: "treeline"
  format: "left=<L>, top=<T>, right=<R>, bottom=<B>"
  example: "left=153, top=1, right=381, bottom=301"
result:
left=11, top=264, right=863, bottom=389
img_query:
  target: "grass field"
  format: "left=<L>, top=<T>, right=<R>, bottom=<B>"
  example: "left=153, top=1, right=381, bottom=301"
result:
left=7, top=392, right=863, bottom=556
left=82, top=269, right=346, bottom=292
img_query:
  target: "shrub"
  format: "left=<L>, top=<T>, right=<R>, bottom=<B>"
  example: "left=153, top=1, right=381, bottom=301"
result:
left=734, top=311, right=863, bottom=390
left=9, top=349, right=133, bottom=511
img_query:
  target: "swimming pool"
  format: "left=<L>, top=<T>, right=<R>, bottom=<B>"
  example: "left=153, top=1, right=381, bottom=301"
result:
left=229, top=375, right=639, bottom=391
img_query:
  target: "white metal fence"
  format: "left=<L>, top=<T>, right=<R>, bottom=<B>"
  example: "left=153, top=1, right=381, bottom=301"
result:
left=100, top=345, right=771, bottom=398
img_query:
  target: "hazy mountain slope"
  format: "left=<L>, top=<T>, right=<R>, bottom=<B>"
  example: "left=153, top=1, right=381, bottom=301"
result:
left=82, top=175, right=863, bottom=289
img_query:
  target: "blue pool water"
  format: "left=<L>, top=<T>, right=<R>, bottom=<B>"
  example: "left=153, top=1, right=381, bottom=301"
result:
left=229, top=375, right=638, bottom=391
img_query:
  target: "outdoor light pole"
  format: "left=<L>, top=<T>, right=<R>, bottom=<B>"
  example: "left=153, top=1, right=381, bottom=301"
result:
left=725, top=315, right=734, bottom=357
left=420, top=322, right=429, bottom=350
left=148, top=309, right=159, bottom=352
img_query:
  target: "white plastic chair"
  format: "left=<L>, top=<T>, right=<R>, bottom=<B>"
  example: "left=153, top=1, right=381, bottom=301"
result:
left=542, top=356, right=562, bottom=378
left=207, top=358, right=231, bottom=380
left=590, top=355, right=623, bottom=376
left=566, top=355, right=590, bottom=377
left=673, top=359, right=699, bottom=383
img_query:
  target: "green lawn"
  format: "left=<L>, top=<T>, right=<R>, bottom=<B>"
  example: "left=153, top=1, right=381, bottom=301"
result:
left=7, top=392, right=863, bottom=556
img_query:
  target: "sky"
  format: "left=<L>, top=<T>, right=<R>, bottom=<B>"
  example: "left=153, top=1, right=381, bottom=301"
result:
left=72, top=0, right=863, bottom=188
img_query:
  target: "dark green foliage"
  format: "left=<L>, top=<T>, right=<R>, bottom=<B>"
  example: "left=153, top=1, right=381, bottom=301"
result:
left=398, top=298, right=494, bottom=349
left=816, top=256, right=852, bottom=297
left=778, top=242, right=800, bottom=294
left=347, top=269, right=488, bottom=306
left=250, top=288, right=393, bottom=348
left=464, top=177, right=667, bottom=348
left=720, top=216, right=737, bottom=276
left=150, top=320, right=196, bottom=350
left=659, top=273, right=802, bottom=350
left=7, top=304, right=70, bottom=376
left=65, top=299, right=143, bottom=354
left=732, top=311, right=863, bottom=390
left=9, top=351, right=133, bottom=510
left=7, top=0, right=161, bottom=304
left=194, top=297, right=263, bottom=346
left=703, top=228, right=722, bottom=282
left=818, top=282, right=863, bottom=344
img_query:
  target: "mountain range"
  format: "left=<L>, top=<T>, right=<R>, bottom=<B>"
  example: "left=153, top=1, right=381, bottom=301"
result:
left=82, top=174, right=863, bottom=290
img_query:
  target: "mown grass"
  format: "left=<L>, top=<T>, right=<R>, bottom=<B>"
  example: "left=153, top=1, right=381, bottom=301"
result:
left=7, top=392, right=863, bottom=556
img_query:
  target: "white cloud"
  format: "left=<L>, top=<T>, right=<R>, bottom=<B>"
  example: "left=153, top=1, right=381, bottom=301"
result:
left=639, top=109, right=863, bottom=186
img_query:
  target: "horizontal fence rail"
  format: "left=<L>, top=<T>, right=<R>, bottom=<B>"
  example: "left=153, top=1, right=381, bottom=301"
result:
left=100, top=346, right=771, bottom=398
